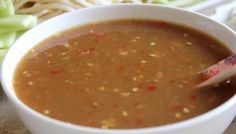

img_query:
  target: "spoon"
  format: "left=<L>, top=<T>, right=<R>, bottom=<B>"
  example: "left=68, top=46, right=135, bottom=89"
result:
left=198, top=54, right=236, bottom=88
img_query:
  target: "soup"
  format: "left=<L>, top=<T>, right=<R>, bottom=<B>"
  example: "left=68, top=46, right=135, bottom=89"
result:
left=13, top=20, right=236, bottom=129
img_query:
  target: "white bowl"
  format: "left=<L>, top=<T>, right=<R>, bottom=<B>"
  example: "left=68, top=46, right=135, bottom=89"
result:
left=1, top=4, right=236, bottom=134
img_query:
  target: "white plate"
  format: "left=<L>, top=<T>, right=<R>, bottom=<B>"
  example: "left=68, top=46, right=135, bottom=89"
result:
left=210, top=1, right=236, bottom=23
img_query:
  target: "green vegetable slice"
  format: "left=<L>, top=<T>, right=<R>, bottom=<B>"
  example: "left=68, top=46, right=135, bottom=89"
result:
left=0, top=15, right=37, bottom=27
left=0, top=26, right=23, bottom=34
left=0, top=0, right=14, bottom=17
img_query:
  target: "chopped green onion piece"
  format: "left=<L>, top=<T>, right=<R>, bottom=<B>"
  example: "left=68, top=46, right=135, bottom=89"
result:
left=0, top=32, right=16, bottom=48
left=0, top=0, right=14, bottom=17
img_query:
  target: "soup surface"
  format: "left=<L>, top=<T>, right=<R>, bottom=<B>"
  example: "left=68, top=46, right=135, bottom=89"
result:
left=14, top=20, right=236, bottom=129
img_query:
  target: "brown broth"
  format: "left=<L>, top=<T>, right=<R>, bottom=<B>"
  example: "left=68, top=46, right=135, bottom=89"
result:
left=13, top=20, right=236, bottom=129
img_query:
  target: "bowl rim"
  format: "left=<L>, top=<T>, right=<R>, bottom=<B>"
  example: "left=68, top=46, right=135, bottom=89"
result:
left=1, top=4, right=236, bottom=133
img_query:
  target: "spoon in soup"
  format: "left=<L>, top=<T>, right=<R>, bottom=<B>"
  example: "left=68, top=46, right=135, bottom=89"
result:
left=198, top=54, right=236, bottom=88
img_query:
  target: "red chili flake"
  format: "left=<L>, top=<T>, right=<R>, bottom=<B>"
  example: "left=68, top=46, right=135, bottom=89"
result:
left=190, top=95, right=198, bottom=100
left=89, top=47, right=95, bottom=52
left=92, top=106, right=97, bottom=109
left=116, top=64, right=125, bottom=72
left=147, top=84, right=157, bottom=92
left=51, top=68, right=63, bottom=74
left=136, top=119, right=142, bottom=125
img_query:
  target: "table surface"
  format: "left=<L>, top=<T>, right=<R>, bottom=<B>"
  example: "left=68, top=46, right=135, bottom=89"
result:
left=0, top=0, right=236, bottom=134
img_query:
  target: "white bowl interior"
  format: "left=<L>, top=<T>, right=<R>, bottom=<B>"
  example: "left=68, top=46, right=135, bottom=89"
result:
left=1, top=4, right=236, bottom=134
